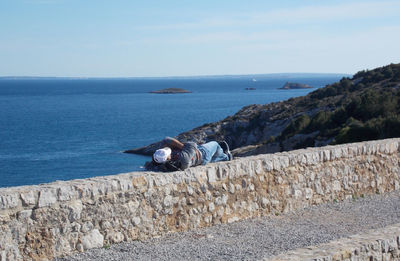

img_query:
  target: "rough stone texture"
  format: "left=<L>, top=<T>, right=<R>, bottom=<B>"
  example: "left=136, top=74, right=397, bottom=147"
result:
left=0, top=138, right=399, bottom=260
left=81, top=229, right=104, bottom=250
left=267, top=224, right=400, bottom=261
left=57, top=190, right=400, bottom=261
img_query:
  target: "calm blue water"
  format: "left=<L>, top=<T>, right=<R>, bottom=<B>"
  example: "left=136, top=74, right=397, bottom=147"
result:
left=0, top=75, right=344, bottom=187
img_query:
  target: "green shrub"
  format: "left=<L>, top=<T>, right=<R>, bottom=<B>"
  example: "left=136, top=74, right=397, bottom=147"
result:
left=306, top=110, right=332, bottom=132
left=280, top=114, right=311, bottom=139
left=262, top=63, right=400, bottom=150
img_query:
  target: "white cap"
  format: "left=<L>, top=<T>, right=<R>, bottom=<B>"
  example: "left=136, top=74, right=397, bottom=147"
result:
left=153, top=147, right=172, bottom=163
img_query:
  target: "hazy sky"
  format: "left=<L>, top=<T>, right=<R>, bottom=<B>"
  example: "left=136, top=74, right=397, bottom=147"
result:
left=1, top=0, right=399, bottom=77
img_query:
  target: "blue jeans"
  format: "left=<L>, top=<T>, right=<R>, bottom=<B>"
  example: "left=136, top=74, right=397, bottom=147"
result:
left=198, top=141, right=228, bottom=165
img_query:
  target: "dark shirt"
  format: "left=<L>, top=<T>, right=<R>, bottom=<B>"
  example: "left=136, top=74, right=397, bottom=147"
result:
left=164, top=137, right=202, bottom=170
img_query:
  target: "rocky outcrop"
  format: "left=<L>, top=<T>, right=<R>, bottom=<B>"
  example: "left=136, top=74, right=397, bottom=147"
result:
left=278, top=82, right=313, bottom=90
left=124, top=101, right=330, bottom=156
left=150, top=88, right=192, bottom=94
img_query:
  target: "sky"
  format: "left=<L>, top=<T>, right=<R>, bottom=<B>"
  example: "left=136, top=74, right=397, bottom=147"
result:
left=0, top=0, right=400, bottom=77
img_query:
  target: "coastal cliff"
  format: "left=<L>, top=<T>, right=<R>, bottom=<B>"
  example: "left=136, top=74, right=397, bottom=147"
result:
left=125, top=63, right=400, bottom=157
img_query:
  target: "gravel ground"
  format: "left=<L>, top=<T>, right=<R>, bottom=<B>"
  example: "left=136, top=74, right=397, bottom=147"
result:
left=59, top=191, right=400, bottom=261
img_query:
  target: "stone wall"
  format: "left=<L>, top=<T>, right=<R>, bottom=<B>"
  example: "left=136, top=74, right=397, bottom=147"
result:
left=0, top=138, right=399, bottom=260
left=267, top=223, right=400, bottom=261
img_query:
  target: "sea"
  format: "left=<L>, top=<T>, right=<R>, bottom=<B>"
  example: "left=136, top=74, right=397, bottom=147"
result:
left=0, top=74, right=345, bottom=188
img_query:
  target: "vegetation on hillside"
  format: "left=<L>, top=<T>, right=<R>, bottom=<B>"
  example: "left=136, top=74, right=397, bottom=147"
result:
left=277, top=63, right=400, bottom=148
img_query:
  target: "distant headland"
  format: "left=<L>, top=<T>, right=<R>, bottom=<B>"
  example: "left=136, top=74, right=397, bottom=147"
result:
left=150, top=88, right=192, bottom=94
left=279, top=82, right=313, bottom=90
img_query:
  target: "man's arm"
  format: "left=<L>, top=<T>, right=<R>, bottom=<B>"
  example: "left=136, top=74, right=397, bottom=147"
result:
left=163, top=137, right=184, bottom=150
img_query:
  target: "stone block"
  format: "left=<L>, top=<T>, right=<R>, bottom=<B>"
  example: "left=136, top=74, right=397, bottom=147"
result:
left=322, top=150, right=330, bottom=162
left=288, top=154, right=298, bottom=166
left=195, top=170, right=208, bottom=184
left=186, top=186, right=194, bottom=196
left=131, top=175, right=148, bottom=192
left=67, top=200, right=83, bottom=222
left=132, top=217, right=141, bottom=226
left=207, top=168, right=217, bottom=183
left=227, top=216, right=239, bottom=223
left=305, top=153, right=315, bottom=165
left=293, top=189, right=302, bottom=199
left=107, top=231, right=124, bottom=244
left=305, top=188, right=313, bottom=199
left=248, top=183, right=255, bottom=191
left=81, top=221, right=94, bottom=233
left=215, top=194, right=228, bottom=206
left=229, top=183, right=235, bottom=194
left=221, top=183, right=227, bottom=191
left=37, top=188, right=58, bottom=208
left=229, top=163, right=241, bottom=179
left=331, top=148, right=342, bottom=160
left=280, top=156, right=290, bottom=168
left=183, top=169, right=196, bottom=184
left=208, top=202, right=215, bottom=212
left=17, top=210, right=32, bottom=221
left=254, top=160, right=263, bottom=175
left=118, top=177, right=133, bottom=191
left=110, top=179, right=120, bottom=191
left=272, top=157, right=282, bottom=170
left=260, top=197, right=269, bottom=208
left=127, top=200, right=140, bottom=213
left=163, top=195, right=173, bottom=208
left=58, top=185, right=78, bottom=201
left=315, top=181, right=324, bottom=195
left=20, top=190, right=37, bottom=206
left=244, top=161, right=255, bottom=177
left=172, top=172, right=184, bottom=184
left=81, top=229, right=104, bottom=250
left=153, top=175, right=168, bottom=187
left=297, top=154, right=307, bottom=165
left=341, top=147, right=349, bottom=158
left=0, top=193, right=19, bottom=209
left=74, top=183, right=94, bottom=198
left=263, top=159, right=273, bottom=171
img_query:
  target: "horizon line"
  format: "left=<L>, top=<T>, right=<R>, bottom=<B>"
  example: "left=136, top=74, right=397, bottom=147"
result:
left=0, top=72, right=351, bottom=80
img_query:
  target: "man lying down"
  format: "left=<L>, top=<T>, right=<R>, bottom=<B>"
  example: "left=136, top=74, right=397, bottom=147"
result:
left=146, top=136, right=233, bottom=172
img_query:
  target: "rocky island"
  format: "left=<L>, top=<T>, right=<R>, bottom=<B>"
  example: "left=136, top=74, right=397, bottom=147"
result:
left=126, top=63, right=400, bottom=161
left=279, top=82, right=313, bottom=90
left=150, top=88, right=192, bottom=94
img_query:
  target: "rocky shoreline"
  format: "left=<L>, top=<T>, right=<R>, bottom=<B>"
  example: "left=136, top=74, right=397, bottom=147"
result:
left=123, top=99, right=329, bottom=157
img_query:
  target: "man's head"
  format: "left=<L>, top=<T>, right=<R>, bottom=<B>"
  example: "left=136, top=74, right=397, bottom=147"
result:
left=153, top=147, right=172, bottom=164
